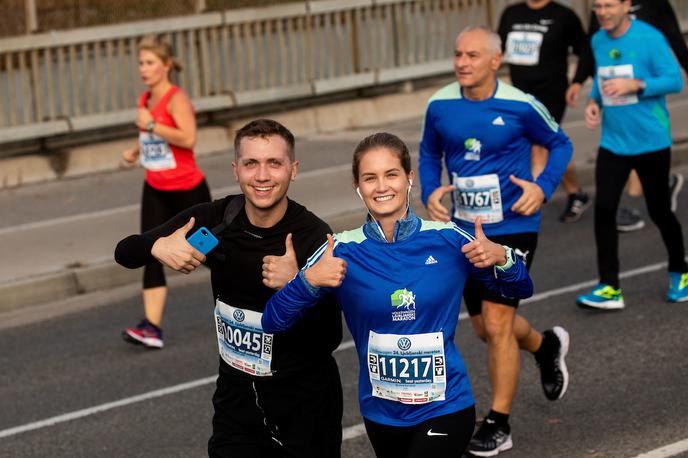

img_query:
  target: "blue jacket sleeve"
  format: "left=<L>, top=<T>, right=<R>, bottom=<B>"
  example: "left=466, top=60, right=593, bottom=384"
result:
left=642, top=32, right=683, bottom=97
left=262, top=271, right=327, bottom=333
left=523, top=100, right=573, bottom=201
left=419, top=103, right=444, bottom=206
left=468, top=254, right=533, bottom=300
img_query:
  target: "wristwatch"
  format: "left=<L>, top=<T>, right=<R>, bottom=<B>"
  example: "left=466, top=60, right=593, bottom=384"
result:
left=496, top=245, right=515, bottom=271
left=146, top=120, right=156, bottom=133
left=637, top=79, right=647, bottom=94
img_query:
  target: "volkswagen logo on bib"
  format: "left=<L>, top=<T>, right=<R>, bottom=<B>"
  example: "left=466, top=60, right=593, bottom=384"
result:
left=466, top=179, right=474, bottom=188
left=397, top=337, right=412, bottom=351
left=233, top=309, right=245, bottom=322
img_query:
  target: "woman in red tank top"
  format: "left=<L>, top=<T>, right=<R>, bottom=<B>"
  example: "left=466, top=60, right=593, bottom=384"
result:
left=121, top=35, right=211, bottom=349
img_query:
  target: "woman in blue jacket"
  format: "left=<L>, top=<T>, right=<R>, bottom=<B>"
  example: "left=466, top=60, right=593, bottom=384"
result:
left=262, top=132, right=533, bottom=457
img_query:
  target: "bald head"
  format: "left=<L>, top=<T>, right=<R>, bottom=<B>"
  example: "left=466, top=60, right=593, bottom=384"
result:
left=453, top=26, right=502, bottom=99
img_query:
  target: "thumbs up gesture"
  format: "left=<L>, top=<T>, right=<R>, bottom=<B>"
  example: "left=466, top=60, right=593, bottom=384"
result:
left=509, top=174, right=545, bottom=216
left=460, top=218, right=507, bottom=268
left=304, top=235, right=348, bottom=288
left=151, top=217, right=206, bottom=274
left=262, top=233, right=299, bottom=290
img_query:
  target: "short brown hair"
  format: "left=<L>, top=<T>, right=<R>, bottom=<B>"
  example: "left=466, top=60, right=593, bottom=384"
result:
left=234, top=119, right=295, bottom=161
left=352, top=132, right=412, bottom=182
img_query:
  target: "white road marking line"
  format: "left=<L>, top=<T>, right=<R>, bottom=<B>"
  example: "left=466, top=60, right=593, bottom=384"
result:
left=0, top=376, right=217, bottom=439
left=0, top=258, right=676, bottom=443
left=631, top=438, right=688, bottom=458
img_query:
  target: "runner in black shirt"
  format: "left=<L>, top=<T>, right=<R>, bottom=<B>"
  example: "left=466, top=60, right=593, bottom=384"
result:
left=498, top=0, right=592, bottom=224
left=567, top=0, right=687, bottom=233
left=115, top=119, right=343, bottom=457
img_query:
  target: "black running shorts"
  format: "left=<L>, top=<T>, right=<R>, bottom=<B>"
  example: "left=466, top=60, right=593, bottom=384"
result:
left=363, top=405, right=476, bottom=458
left=208, top=356, right=343, bottom=458
left=463, top=232, right=538, bottom=316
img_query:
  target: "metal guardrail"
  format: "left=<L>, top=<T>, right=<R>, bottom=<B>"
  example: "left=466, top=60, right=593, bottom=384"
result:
left=0, top=0, right=684, bottom=146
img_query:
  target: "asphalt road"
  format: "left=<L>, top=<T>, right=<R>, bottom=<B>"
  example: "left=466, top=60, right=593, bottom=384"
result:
left=2, top=186, right=688, bottom=458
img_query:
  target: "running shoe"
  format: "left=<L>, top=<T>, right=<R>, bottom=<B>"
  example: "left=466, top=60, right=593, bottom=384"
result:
left=535, top=327, right=570, bottom=401
left=468, top=418, right=513, bottom=457
left=559, top=191, right=591, bottom=223
left=576, top=284, right=625, bottom=310
left=667, top=272, right=688, bottom=302
left=122, top=319, right=164, bottom=349
left=616, top=207, right=645, bottom=232
left=669, top=172, right=684, bottom=213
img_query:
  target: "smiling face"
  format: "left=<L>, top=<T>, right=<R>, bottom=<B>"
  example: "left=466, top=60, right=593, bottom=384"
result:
left=453, top=29, right=501, bottom=91
left=138, top=49, right=170, bottom=87
left=355, top=147, right=414, bottom=223
left=232, top=135, right=298, bottom=222
left=593, top=0, right=631, bottom=36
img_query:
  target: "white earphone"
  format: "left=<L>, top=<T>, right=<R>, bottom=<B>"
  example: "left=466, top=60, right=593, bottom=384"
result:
left=409, top=179, right=413, bottom=187
left=356, top=186, right=363, bottom=199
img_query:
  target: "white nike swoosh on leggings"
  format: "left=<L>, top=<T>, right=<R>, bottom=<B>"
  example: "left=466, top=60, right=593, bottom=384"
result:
left=427, top=429, right=448, bottom=436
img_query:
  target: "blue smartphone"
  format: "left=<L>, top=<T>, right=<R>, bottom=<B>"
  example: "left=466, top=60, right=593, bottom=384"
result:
left=187, top=226, right=219, bottom=255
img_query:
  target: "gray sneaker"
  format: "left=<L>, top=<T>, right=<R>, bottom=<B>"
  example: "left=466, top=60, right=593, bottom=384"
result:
left=617, top=207, right=645, bottom=233
left=669, top=172, right=684, bottom=213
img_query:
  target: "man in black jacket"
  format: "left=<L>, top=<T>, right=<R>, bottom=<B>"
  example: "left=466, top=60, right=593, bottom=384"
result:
left=115, top=119, right=343, bottom=457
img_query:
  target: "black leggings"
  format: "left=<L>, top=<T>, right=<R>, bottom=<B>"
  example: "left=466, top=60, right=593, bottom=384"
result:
left=141, top=179, right=211, bottom=289
left=595, top=147, right=687, bottom=288
left=363, top=405, right=476, bottom=458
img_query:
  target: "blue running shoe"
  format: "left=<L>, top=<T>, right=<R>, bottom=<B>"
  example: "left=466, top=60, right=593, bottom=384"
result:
left=667, top=272, right=688, bottom=302
left=576, top=284, right=625, bottom=310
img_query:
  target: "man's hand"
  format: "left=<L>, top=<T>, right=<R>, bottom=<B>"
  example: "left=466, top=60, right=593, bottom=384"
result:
left=602, top=78, right=640, bottom=97
left=510, top=175, right=545, bottom=216
left=136, top=108, right=154, bottom=130
left=262, top=233, right=299, bottom=290
left=427, top=185, right=455, bottom=222
left=151, top=217, right=206, bottom=274
left=566, top=82, right=582, bottom=107
left=304, top=235, right=347, bottom=288
left=585, top=100, right=601, bottom=130
left=461, top=218, right=507, bottom=268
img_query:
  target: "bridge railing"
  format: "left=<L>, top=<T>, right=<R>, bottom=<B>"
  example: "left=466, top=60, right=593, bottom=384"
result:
left=0, top=0, right=684, bottom=145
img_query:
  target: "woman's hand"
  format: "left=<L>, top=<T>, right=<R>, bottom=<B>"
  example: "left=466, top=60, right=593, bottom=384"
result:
left=461, top=218, right=507, bottom=268
left=136, top=108, right=154, bottom=130
left=121, top=148, right=140, bottom=168
left=304, top=235, right=347, bottom=288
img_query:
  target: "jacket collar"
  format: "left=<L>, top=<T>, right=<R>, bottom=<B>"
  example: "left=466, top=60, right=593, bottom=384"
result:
left=363, top=207, right=420, bottom=243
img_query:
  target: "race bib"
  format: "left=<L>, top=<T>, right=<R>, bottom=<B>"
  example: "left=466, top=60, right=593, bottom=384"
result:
left=452, top=173, right=503, bottom=224
left=214, top=299, right=274, bottom=377
left=598, top=65, right=638, bottom=107
left=139, top=132, right=176, bottom=171
left=505, top=31, right=543, bottom=66
left=367, top=331, right=446, bottom=405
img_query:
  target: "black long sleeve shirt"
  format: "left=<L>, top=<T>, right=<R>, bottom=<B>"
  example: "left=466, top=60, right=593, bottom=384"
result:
left=115, top=195, right=343, bottom=381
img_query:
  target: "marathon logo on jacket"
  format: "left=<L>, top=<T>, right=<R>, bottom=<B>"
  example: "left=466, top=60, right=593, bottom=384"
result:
left=214, top=299, right=274, bottom=376
left=367, top=331, right=447, bottom=404
left=391, top=288, right=416, bottom=321
left=463, top=138, right=482, bottom=161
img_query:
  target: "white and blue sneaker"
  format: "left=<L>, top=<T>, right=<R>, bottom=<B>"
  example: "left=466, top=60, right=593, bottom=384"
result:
left=576, top=284, right=625, bottom=310
left=667, top=272, right=688, bottom=302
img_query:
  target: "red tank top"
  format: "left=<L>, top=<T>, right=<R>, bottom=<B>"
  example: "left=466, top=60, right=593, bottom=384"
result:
left=138, top=85, right=205, bottom=191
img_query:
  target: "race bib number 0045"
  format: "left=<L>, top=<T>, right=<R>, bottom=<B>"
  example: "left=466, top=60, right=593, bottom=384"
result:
left=214, top=300, right=274, bottom=377
left=367, top=331, right=446, bottom=405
